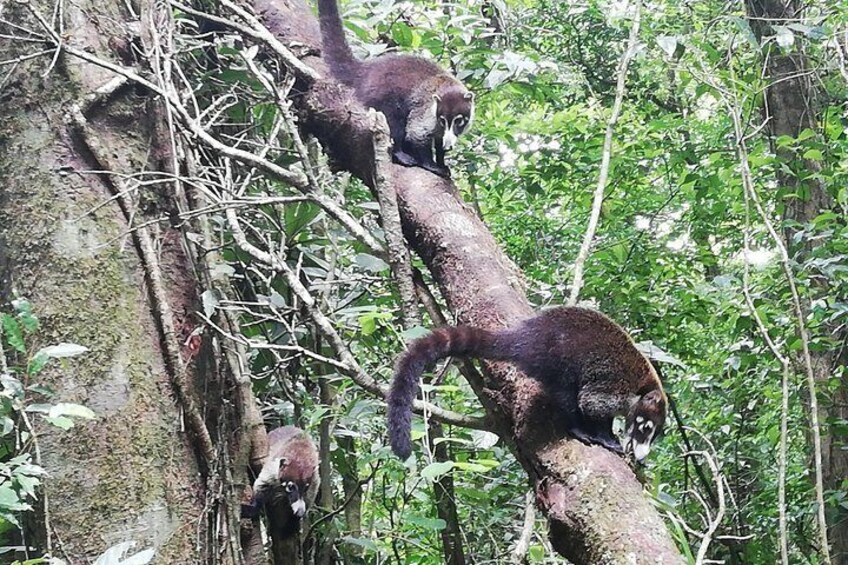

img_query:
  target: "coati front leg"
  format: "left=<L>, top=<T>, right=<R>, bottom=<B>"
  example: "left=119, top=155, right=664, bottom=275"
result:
left=571, top=387, right=626, bottom=453
left=402, top=99, right=450, bottom=177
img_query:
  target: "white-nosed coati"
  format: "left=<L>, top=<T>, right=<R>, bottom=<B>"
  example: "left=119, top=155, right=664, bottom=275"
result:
left=387, top=307, right=667, bottom=461
left=317, top=0, right=474, bottom=178
left=242, top=426, right=319, bottom=538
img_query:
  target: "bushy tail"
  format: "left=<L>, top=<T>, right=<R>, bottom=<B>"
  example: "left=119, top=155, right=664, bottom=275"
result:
left=387, top=325, right=505, bottom=459
left=317, top=0, right=361, bottom=85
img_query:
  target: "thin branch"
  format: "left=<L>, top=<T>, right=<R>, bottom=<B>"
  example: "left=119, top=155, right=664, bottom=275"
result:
left=369, top=110, right=421, bottom=328
left=67, top=104, right=216, bottom=464
left=728, top=102, right=830, bottom=564
left=224, top=208, right=486, bottom=430
left=567, top=0, right=641, bottom=305
left=24, top=8, right=386, bottom=259
left=510, top=490, right=536, bottom=564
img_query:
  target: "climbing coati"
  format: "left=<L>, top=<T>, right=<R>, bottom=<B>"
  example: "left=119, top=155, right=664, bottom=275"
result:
left=317, top=0, right=474, bottom=178
left=242, top=426, right=319, bottom=538
left=387, top=306, right=667, bottom=461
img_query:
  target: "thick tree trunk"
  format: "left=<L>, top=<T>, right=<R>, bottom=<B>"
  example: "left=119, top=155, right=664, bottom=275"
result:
left=745, top=0, right=848, bottom=561
left=0, top=1, right=209, bottom=561
left=0, top=1, right=262, bottom=562
left=253, top=0, right=684, bottom=562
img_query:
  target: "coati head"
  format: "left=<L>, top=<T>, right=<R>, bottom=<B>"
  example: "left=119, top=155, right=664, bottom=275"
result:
left=276, top=454, right=314, bottom=518
left=280, top=476, right=308, bottom=518
left=433, top=87, right=474, bottom=151
left=624, top=389, right=667, bottom=462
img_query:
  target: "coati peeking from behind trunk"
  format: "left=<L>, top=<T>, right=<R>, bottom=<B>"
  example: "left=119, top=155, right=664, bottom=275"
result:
left=317, top=0, right=474, bottom=178
left=387, top=307, right=667, bottom=461
left=242, top=426, right=318, bottom=538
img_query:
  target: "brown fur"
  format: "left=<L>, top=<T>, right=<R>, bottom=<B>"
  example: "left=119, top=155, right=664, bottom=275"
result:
left=317, top=0, right=473, bottom=177
left=387, top=307, right=667, bottom=460
left=243, top=426, right=319, bottom=538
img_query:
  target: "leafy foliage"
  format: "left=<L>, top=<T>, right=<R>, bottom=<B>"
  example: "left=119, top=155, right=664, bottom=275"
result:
left=173, top=0, right=847, bottom=561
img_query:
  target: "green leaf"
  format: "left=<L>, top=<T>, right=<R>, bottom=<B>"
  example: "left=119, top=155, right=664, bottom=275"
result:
left=405, top=515, right=447, bottom=530
left=37, top=343, right=89, bottom=359
left=43, top=415, right=74, bottom=430
left=420, top=461, right=454, bottom=480
left=353, top=253, right=389, bottom=274
left=802, top=148, right=823, bottom=161
left=26, top=352, right=49, bottom=376
left=391, top=22, right=414, bottom=47
left=1, top=315, right=25, bottom=353
left=340, top=536, right=379, bottom=552
left=48, top=403, right=95, bottom=420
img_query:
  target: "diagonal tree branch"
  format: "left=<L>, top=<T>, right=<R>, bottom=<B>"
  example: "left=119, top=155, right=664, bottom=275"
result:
left=251, top=0, right=684, bottom=561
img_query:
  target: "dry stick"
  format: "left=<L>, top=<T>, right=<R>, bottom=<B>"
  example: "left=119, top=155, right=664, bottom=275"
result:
left=168, top=0, right=319, bottom=82
left=369, top=110, right=421, bottom=328
left=692, top=448, right=726, bottom=565
left=67, top=105, right=216, bottom=464
left=510, top=490, right=536, bottom=564
left=729, top=105, right=830, bottom=563
left=224, top=209, right=484, bottom=430
left=740, top=182, right=790, bottom=564
left=567, top=1, right=641, bottom=305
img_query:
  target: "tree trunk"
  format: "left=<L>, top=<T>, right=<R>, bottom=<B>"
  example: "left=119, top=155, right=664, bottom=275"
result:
left=0, top=2, right=210, bottom=561
left=252, top=0, right=684, bottom=562
left=745, top=0, right=848, bottom=561
left=0, top=1, right=260, bottom=562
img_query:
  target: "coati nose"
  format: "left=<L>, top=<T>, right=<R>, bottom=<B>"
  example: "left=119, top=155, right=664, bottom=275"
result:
left=633, top=442, right=651, bottom=462
left=291, top=498, right=307, bottom=517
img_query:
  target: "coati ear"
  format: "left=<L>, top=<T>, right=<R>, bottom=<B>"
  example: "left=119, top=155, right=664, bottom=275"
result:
left=432, top=94, right=442, bottom=103
left=641, top=390, right=662, bottom=406
left=464, top=91, right=474, bottom=101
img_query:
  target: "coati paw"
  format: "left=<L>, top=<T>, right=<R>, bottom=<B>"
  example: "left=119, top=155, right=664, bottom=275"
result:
left=423, top=163, right=451, bottom=178
left=567, top=428, right=624, bottom=455
left=392, top=150, right=418, bottom=167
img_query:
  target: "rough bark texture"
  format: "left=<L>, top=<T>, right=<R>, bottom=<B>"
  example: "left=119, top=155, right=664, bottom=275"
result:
left=253, top=0, right=684, bottom=562
left=0, top=0, right=208, bottom=561
left=745, top=1, right=848, bottom=562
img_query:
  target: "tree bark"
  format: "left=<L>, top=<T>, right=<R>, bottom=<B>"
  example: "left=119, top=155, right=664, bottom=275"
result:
left=0, top=0, right=212, bottom=561
left=0, top=0, right=270, bottom=562
left=252, top=0, right=684, bottom=562
left=745, top=1, right=848, bottom=562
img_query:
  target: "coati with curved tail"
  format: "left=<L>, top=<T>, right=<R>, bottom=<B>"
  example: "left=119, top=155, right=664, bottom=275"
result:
left=242, top=426, right=319, bottom=538
left=387, top=306, right=667, bottom=461
left=317, top=0, right=474, bottom=178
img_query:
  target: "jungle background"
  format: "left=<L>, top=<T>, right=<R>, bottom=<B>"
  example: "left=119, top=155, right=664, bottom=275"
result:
left=0, top=0, right=846, bottom=563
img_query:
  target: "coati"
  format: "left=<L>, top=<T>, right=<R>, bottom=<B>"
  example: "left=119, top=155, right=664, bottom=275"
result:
left=242, top=426, right=319, bottom=538
left=387, top=306, right=667, bottom=461
left=317, top=0, right=474, bottom=178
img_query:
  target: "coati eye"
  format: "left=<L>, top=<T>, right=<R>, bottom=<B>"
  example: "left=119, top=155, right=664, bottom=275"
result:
left=284, top=482, right=295, bottom=493
left=439, top=116, right=448, bottom=127
left=455, top=116, right=466, bottom=127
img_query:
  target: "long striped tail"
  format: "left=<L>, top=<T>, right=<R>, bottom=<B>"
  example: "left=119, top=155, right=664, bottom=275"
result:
left=387, top=326, right=503, bottom=458
left=317, top=0, right=361, bottom=85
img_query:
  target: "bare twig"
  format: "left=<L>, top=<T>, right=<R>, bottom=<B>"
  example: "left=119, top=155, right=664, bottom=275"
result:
left=67, top=104, right=216, bottom=464
left=224, top=208, right=486, bottom=430
left=510, top=490, right=536, bottom=564
left=567, top=0, right=641, bottom=305
left=369, top=110, right=421, bottom=328
left=728, top=102, right=830, bottom=563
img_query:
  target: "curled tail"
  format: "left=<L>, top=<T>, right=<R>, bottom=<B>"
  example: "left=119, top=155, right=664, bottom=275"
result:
left=317, top=0, right=361, bottom=85
left=387, top=325, right=506, bottom=459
